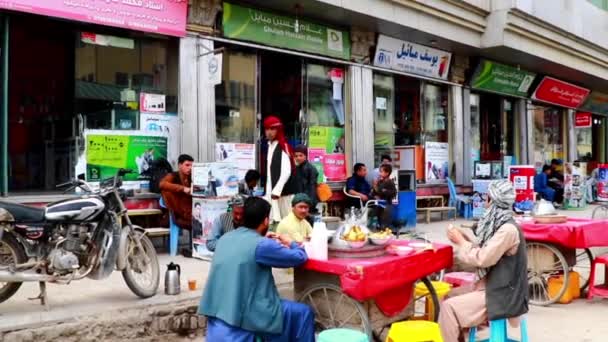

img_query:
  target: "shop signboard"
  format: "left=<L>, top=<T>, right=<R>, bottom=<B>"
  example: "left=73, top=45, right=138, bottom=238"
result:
left=192, top=198, right=229, bottom=260
left=373, top=35, right=452, bottom=80
left=424, top=142, right=449, bottom=183
left=308, top=126, right=347, bottom=182
left=597, top=164, right=608, bottom=202
left=86, top=133, right=167, bottom=182
left=191, top=162, right=240, bottom=198
left=580, top=91, right=608, bottom=115
left=214, top=143, right=256, bottom=179
left=532, top=77, right=590, bottom=108
left=222, top=2, right=350, bottom=60
left=0, top=0, right=188, bottom=37
left=470, top=60, right=536, bottom=97
left=575, top=112, right=593, bottom=128
left=509, top=165, right=535, bottom=212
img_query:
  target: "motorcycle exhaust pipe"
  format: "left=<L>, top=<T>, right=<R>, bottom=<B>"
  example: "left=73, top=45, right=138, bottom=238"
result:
left=0, top=270, right=56, bottom=282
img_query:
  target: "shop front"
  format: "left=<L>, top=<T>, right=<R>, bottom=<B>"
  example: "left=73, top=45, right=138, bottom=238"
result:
left=577, top=91, right=608, bottom=171
left=0, top=1, right=188, bottom=204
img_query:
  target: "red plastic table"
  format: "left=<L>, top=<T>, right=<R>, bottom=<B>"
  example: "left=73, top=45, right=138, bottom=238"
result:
left=518, top=217, right=608, bottom=305
left=294, top=240, right=452, bottom=340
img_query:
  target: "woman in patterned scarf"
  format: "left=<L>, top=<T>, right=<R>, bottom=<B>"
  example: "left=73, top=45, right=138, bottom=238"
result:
left=439, top=179, right=529, bottom=342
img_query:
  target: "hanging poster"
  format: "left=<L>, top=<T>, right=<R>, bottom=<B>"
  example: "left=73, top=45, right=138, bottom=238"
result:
left=563, top=163, right=587, bottom=210
left=215, top=143, right=256, bottom=179
left=424, top=142, right=449, bottom=183
left=192, top=162, right=239, bottom=197
left=140, top=93, right=166, bottom=114
left=192, top=198, right=230, bottom=260
left=597, top=164, right=608, bottom=202
left=509, top=165, right=536, bottom=212
left=85, top=131, right=167, bottom=182
left=308, top=126, right=347, bottom=182
left=140, top=113, right=180, bottom=168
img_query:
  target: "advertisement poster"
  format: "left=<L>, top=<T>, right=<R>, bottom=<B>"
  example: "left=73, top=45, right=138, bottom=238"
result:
left=223, top=2, right=351, bottom=60
left=597, top=164, right=608, bottom=202
left=470, top=60, right=536, bottom=97
left=192, top=198, right=229, bottom=260
left=192, top=162, right=239, bottom=197
left=373, top=34, right=452, bottom=80
left=509, top=165, right=536, bottom=212
left=563, top=163, right=587, bottom=209
left=86, top=132, right=167, bottom=182
left=215, top=143, right=256, bottom=179
left=424, top=142, right=449, bottom=183
left=140, top=93, right=166, bottom=114
left=308, top=126, right=347, bottom=181
left=140, top=113, right=180, bottom=168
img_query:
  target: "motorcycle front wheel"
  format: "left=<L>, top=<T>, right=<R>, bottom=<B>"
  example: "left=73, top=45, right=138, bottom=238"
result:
left=0, top=232, right=27, bottom=303
left=122, top=231, right=160, bottom=298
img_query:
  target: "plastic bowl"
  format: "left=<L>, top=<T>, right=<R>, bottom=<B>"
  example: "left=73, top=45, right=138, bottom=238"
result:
left=370, top=236, right=393, bottom=246
left=387, top=245, right=414, bottom=256
left=347, top=240, right=367, bottom=249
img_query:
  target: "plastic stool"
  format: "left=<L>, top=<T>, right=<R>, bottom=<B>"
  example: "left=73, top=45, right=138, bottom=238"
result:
left=587, top=254, right=608, bottom=300
left=468, top=316, right=528, bottom=342
left=443, top=272, right=477, bottom=288
left=386, top=321, right=443, bottom=342
left=413, top=281, right=451, bottom=320
left=159, top=197, right=180, bottom=256
left=317, top=328, right=368, bottom=342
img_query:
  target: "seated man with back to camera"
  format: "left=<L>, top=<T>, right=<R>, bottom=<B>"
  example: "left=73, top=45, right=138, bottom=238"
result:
left=205, top=195, right=246, bottom=252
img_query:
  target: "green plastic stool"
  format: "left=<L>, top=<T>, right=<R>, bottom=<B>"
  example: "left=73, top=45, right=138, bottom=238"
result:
left=317, top=328, right=369, bottom=342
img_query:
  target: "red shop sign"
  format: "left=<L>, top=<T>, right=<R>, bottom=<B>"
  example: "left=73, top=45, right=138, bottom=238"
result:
left=533, top=76, right=590, bottom=108
left=575, top=112, right=592, bottom=128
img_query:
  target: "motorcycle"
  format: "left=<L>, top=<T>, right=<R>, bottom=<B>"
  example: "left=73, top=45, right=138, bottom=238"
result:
left=0, top=169, right=160, bottom=304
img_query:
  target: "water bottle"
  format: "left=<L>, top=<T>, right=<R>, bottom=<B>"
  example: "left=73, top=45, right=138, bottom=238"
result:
left=310, top=221, right=328, bottom=260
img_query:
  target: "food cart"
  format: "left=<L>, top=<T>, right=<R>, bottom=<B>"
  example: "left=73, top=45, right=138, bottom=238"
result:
left=519, top=217, right=606, bottom=305
left=294, top=240, right=452, bottom=341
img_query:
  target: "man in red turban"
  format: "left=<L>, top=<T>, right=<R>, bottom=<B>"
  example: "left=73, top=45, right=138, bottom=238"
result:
left=264, top=116, right=297, bottom=223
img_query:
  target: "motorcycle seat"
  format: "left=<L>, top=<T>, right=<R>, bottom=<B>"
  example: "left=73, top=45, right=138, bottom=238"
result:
left=0, top=200, right=45, bottom=223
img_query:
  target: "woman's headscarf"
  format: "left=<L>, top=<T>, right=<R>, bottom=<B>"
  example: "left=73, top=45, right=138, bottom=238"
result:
left=264, top=116, right=295, bottom=171
left=475, top=179, right=516, bottom=278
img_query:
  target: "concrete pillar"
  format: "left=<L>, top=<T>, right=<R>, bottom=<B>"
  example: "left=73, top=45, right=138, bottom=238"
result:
left=462, top=87, right=472, bottom=185
left=178, top=36, right=198, bottom=160
left=567, top=109, right=577, bottom=162
left=348, top=66, right=374, bottom=170
left=520, top=99, right=533, bottom=165
left=451, top=85, right=465, bottom=185
left=196, top=38, right=217, bottom=162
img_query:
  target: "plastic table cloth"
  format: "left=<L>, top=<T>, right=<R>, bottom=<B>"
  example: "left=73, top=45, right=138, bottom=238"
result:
left=518, top=217, right=608, bottom=249
left=301, top=241, right=453, bottom=317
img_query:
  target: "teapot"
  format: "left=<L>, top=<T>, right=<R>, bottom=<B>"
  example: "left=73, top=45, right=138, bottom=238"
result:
left=164, top=262, right=181, bottom=295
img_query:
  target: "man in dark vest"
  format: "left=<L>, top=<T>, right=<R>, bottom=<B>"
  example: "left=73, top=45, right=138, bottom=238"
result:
left=198, top=197, right=314, bottom=341
left=439, top=179, right=528, bottom=342
left=263, top=116, right=298, bottom=224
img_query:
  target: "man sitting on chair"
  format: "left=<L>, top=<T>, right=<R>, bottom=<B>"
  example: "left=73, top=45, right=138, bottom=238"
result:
left=346, top=163, right=372, bottom=208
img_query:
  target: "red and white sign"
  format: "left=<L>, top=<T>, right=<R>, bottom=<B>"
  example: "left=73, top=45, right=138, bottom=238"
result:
left=575, top=112, right=593, bottom=128
left=532, top=76, right=590, bottom=108
left=140, top=93, right=166, bottom=113
left=509, top=165, right=536, bottom=204
left=0, top=0, right=188, bottom=37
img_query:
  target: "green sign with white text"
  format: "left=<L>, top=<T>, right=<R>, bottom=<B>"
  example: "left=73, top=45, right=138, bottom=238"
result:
left=471, top=60, right=536, bottom=97
left=222, top=2, right=351, bottom=60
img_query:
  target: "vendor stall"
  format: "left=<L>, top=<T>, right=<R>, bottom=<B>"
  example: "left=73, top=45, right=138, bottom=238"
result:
left=295, top=240, right=452, bottom=340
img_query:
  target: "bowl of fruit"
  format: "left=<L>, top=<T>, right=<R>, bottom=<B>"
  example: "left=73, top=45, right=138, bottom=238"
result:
left=341, top=225, right=368, bottom=248
left=369, top=228, right=394, bottom=246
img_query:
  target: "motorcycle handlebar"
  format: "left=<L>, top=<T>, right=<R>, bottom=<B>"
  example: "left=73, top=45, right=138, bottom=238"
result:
left=56, top=181, right=74, bottom=188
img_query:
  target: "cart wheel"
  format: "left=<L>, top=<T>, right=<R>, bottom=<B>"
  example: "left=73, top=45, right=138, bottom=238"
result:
left=527, top=242, right=569, bottom=306
left=298, top=283, right=372, bottom=340
left=574, top=248, right=593, bottom=292
left=592, top=205, right=608, bottom=219
left=411, top=277, right=441, bottom=322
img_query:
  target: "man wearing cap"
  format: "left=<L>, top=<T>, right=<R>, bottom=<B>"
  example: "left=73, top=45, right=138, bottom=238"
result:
left=206, top=195, right=246, bottom=252
left=264, top=116, right=298, bottom=224
left=277, top=194, right=314, bottom=243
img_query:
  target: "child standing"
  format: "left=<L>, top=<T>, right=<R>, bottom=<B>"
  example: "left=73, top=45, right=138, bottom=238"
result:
left=294, top=145, right=319, bottom=216
left=373, top=164, right=397, bottom=230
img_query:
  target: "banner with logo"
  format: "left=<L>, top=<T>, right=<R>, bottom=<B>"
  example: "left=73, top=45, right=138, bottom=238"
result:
left=470, top=60, right=536, bottom=97
left=0, top=0, right=188, bottom=37
left=532, top=76, right=590, bottom=108
left=575, top=112, right=593, bottom=128
left=308, top=126, right=347, bottom=182
left=222, top=2, right=350, bottom=60
left=373, top=35, right=452, bottom=80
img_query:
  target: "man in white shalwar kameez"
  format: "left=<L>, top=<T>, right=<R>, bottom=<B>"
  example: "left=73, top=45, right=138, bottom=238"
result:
left=263, top=116, right=298, bottom=224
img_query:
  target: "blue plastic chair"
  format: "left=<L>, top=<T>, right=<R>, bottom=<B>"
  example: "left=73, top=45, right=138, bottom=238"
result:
left=447, top=178, right=472, bottom=219
left=468, top=317, right=529, bottom=342
left=159, top=197, right=180, bottom=256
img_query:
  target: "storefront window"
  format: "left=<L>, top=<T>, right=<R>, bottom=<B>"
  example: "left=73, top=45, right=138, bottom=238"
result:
left=373, top=74, right=395, bottom=159
left=421, top=83, right=449, bottom=144
left=576, top=115, right=606, bottom=164
left=533, top=105, right=565, bottom=166
left=215, top=50, right=256, bottom=144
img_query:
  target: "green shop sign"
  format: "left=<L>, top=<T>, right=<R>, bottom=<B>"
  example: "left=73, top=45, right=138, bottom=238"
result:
left=471, top=60, right=536, bottom=97
left=223, top=2, right=351, bottom=60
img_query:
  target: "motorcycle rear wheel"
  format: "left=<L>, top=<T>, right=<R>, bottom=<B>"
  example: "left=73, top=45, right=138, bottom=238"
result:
left=122, top=232, right=159, bottom=298
left=0, top=233, right=27, bottom=303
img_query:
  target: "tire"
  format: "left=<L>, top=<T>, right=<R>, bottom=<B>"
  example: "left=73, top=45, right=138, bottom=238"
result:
left=415, top=277, right=440, bottom=322
left=122, top=232, right=160, bottom=298
left=592, top=205, right=608, bottom=220
left=574, top=248, right=593, bottom=292
left=0, top=232, right=27, bottom=303
left=527, top=242, right=569, bottom=306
